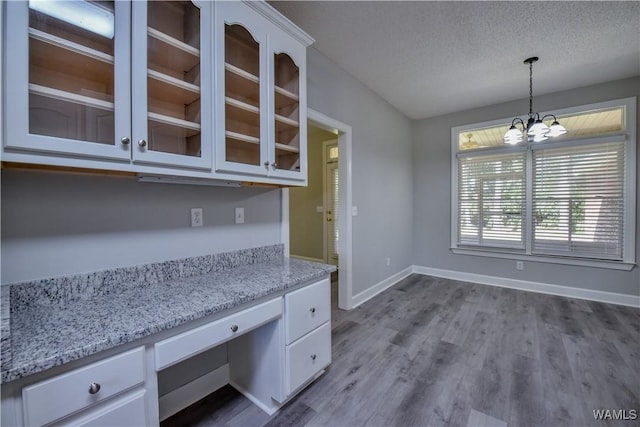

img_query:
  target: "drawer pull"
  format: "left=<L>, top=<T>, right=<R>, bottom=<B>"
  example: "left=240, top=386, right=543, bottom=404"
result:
left=310, top=307, right=316, bottom=314
left=230, top=324, right=239, bottom=333
left=88, top=382, right=101, bottom=395
left=310, top=354, right=317, bottom=361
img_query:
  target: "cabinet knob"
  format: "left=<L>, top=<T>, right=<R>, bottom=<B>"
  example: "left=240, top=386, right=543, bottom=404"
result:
left=230, top=324, right=239, bottom=333
left=271, top=163, right=278, bottom=170
left=310, top=354, right=317, bottom=361
left=88, top=382, right=101, bottom=395
left=120, top=137, right=130, bottom=145
left=264, top=161, right=270, bottom=168
left=310, top=307, right=316, bottom=314
left=138, top=139, right=147, bottom=148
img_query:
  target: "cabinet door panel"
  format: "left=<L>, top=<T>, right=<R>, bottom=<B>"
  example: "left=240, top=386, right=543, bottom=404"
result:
left=131, top=0, right=212, bottom=170
left=214, top=1, right=269, bottom=176
left=4, top=1, right=131, bottom=160
left=268, top=28, right=308, bottom=180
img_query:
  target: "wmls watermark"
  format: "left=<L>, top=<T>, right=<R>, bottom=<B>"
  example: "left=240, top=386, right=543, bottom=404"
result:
left=593, top=409, right=638, bottom=421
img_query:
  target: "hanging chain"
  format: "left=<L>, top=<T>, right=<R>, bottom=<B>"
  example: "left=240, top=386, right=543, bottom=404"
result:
left=529, top=60, right=533, bottom=117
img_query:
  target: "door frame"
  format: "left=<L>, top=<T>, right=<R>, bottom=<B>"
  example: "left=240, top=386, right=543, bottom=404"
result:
left=282, top=109, right=353, bottom=310
left=322, top=139, right=338, bottom=266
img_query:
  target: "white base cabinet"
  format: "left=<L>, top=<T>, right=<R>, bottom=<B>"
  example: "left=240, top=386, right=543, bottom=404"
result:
left=1, top=276, right=332, bottom=425
left=283, top=277, right=332, bottom=397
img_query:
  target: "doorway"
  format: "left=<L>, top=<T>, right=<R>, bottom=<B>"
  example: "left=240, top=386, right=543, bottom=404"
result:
left=282, top=109, right=353, bottom=310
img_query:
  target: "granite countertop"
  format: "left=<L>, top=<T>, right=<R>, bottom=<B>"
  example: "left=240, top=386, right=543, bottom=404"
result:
left=1, top=256, right=335, bottom=384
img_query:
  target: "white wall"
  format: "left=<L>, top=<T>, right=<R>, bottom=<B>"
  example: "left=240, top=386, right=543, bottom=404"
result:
left=412, top=77, right=640, bottom=297
left=1, top=170, right=282, bottom=283
left=306, top=48, right=414, bottom=295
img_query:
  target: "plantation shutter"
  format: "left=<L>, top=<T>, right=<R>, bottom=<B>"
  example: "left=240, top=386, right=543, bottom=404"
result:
left=458, top=151, right=526, bottom=249
left=532, top=141, right=625, bottom=260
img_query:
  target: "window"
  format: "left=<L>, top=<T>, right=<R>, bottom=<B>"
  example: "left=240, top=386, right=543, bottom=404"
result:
left=451, top=98, right=636, bottom=269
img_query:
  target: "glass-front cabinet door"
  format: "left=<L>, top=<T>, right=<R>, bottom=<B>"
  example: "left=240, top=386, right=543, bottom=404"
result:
left=214, top=1, right=268, bottom=176
left=269, top=29, right=307, bottom=180
left=4, top=0, right=131, bottom=160
left=214, top=1, right=307, bottom=181
left=131, top=0, right=211, bottom=169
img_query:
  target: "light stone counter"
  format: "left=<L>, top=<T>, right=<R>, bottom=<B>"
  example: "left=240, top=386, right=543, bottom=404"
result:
left=1, top=245, right=335, bottom=383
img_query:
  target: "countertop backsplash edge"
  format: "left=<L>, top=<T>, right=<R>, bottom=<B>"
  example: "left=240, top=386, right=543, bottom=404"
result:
left=7, top=244, right=284, bottom=311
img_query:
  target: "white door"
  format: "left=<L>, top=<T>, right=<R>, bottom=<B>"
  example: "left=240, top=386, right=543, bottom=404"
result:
left=324, top=142, right=339, bottom=266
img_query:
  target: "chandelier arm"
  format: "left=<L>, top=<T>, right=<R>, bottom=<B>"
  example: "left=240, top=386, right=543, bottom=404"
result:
left=511, top=117, right=525, bottom=129
left=541, top=114, right=558, bottom=122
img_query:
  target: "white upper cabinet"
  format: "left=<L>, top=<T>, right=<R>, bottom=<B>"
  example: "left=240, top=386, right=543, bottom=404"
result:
left=3, top=0, right=132, bottom=161
left=214, top=1, right=312, bottom=182
left=2, top=0, right=312, bottom=184
left=3, top=0, right=212, bottom=170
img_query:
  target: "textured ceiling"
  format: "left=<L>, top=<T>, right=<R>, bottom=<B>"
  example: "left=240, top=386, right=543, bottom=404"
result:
left=269, top=1, right=640, bottom=120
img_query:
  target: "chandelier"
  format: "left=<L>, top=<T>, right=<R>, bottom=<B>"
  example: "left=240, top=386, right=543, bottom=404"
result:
left=503, top=57, right=567, bottom=144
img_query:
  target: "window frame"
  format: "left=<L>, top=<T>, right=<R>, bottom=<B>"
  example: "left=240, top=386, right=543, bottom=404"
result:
left=450, top=97, right=636, bottom=271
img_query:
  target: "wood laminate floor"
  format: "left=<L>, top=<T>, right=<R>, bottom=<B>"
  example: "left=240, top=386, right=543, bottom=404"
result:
left=162, top=274, right=640, bottom=427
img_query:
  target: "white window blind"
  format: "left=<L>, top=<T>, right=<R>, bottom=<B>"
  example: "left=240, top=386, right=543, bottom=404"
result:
left=532, top=142, right=626, bottom=260
left=331, top=165, right=339, bottom=259
left=458, top=152, right=525, bottom=249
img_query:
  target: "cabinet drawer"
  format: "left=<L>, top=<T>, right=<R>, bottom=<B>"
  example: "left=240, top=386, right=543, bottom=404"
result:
left=155, top=297, right=282, bottom=370
left=62, top=390, right=147, bottom=427
left=22, top=347, right=145, bottom=427
left=285, top=322, right=331, bottom=395
left=285, top=278, right=330, bottom=344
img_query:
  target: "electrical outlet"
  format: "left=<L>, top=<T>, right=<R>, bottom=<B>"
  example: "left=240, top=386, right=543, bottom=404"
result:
left=386, top=257, right=391, bottom=266
left=516, top=261, right=524, bottom=271
left=190, top=208, right=203, bottom=227
left=235, top=207, right=245, bottom=224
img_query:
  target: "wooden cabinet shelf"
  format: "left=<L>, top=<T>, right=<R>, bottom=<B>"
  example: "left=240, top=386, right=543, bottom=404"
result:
left=225, top=130, right=260, bottom=145
left=147, top=27, right=199, bottom=81
left=275, top=143, right=299, bottom=153
left=29, top=83, right=115, bottom=111
left=225, top=63, right=259, bottom=107
left=29, top=27, right=114, bottom=65
left=29, top=30, right=114, bottom=102
left=147, top=69, right=200, bottom=105
left=148, top=112, right=200, bottom=134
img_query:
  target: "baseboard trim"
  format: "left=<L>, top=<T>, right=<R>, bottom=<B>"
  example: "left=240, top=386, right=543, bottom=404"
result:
left=158, top=364, right=230, bottom=421
left=290, top=255, right=326, bottom=264
left=351, top=266, right=413, bottom=309
left=412, top=266, right=640, bottom=308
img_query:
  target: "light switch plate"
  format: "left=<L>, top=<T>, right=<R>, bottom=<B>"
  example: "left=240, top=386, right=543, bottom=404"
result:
left=235, top=207, right=245, bottom=224
left=352, top=206, right=358, bottom=216
left=316, top=206, right=324, bottom=213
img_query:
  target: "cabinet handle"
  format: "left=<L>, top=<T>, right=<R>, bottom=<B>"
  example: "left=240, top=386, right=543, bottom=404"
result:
left=230, top=324, right=239, bottom=333
left=310, top=307, right=316, bottom=314
left=264, top=161, right=270, bottom=168
left=88, top=382, right=101, bottom=395
left=138, top=139, right=147, bottom=148
left=120, top=137, right=130, bottom=145
left=310, top=354, right=317, bottom=361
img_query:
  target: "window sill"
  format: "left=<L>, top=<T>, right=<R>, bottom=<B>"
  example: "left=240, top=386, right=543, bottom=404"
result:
left=450, top=248, right=636, bottom=271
